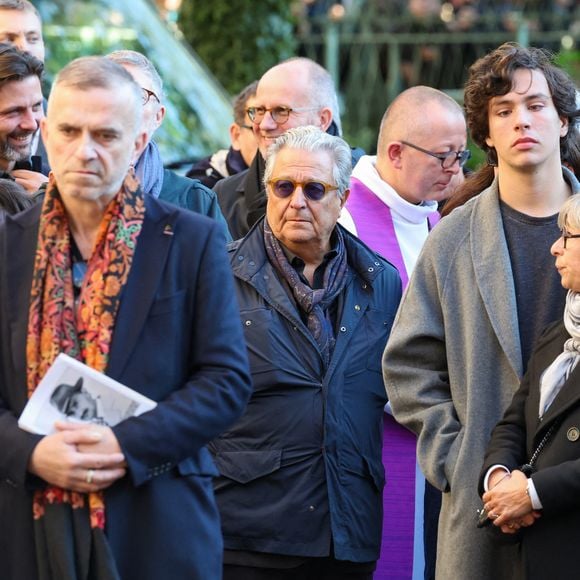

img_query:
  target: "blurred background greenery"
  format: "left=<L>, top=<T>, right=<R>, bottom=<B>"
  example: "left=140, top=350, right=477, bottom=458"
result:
left=35, top=0, right=578, bottom=169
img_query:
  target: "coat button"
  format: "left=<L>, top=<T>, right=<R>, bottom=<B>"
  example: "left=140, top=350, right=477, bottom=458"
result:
left=245, top=320, right=252, bottom=326
left=567, top=427, right=580, bottom=442
left=367, top=267, right=374, bottom=272
left=354, top=304, right=361, bottom=311
left=308, top=505, right=316, bottom=512
left=340, top=326, right=347, bottom=332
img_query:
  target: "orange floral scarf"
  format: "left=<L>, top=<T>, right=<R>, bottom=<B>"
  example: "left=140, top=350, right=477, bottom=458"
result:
left=26, top=171, right=145, bottom=578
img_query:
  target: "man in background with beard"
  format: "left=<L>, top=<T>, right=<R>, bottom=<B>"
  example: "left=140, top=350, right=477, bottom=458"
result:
left=0, top=43, right=46, bottom=193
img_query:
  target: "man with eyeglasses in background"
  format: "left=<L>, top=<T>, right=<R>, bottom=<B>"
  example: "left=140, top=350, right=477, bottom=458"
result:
left=107, top=50, right=231, bottom=240
left=339, top=85, right=468, bottom=580
left=186, top=80, right=259, bottom=189
left=210, top=126, right=401, bottom=580
left=383, top=44, right=579, bottom=580
left=213, top=57, right=363, bottom=240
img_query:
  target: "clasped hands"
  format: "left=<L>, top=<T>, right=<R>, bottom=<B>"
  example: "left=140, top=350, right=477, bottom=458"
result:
left=482, top=468, right=541, bottom=534
left=28, top=421, right=127, bottom=493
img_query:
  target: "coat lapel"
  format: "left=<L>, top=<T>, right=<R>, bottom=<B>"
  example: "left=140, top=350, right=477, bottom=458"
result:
left=537, top=325, right=580, bottom=430
left=107, top=197, right=178, bottom=379
left=4, top=205, right=41, bottom=390
left=3, top=198, right=177, bottom=386
left=470, top=184, right=523, bottom=379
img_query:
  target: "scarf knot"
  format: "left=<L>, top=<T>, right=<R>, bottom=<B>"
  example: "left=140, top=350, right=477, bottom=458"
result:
left=263, top=219, right=348, bottom=368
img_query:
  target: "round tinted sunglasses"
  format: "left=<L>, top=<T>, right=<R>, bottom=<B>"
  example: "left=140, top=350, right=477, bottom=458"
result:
left=267, top=178, right=339, bottom=201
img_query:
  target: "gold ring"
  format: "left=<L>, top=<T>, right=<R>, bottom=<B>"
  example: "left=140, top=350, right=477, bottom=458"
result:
left=86, top=469, right=94, bottom=484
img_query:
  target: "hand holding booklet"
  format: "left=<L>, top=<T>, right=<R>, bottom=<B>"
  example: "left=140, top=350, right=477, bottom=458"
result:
left=19, top=353, right=157, bottom=435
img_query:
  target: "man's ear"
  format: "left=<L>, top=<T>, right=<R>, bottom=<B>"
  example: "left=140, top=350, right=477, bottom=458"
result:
left=40, top=117, right=48, bottom=146
left=319, top=107, right=333, bottom=132
left=388, top=142, right=404, bottom=168
left=340, top=188, right=350, bottom=209
left=559, top=115, right=569, bottom=138
left=131, top=130, right=149, bottom=165
left=153, top=105, right=166, bottom=132
left=229, top=122, right=242, bottom=151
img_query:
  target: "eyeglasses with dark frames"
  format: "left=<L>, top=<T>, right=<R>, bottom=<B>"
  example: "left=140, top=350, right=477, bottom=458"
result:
left=247, top=106, right=318, bottom=125
left=267, top=178, right=339, bottom=201
left=562, top=231, right=580, bottom=249
left=401, top=140, right=471, bottom=169
left=141, top=87, right=160, bottom=106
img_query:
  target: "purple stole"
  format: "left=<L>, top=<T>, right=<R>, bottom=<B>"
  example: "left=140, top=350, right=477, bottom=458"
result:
left=346, top=177, right=439, bottom=579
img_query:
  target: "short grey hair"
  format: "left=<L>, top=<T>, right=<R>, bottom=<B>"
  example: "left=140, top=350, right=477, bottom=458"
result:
left=558, top=195, right=580, bottom=233
left=49, top=56, right=142, bottom=134
left=107, top=49, right=163, bottom=101
left=263, top=126, right=352, bottom=198
left=0, top=0, right=40, bottom=18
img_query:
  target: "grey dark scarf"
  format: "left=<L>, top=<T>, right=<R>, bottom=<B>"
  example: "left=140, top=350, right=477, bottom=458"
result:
left=539, top=290, right=580, bottom=415
left=135, top=140, right=165, bottom=199
left=263, top=219, right=348, bottom=368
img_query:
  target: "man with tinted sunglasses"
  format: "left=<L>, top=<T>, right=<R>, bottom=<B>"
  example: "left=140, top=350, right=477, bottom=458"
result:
left=213, top=57, right=364, bottom=240
left=340, top=85, right=468, bottom=580
left=210, top=126, right=402, bottom=580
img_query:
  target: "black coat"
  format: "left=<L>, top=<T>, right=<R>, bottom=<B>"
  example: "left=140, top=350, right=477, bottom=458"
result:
left=480, top=320, right=580, bottom=579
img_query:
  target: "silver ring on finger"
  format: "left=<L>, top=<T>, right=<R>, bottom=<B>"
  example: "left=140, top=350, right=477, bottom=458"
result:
left=86, top=469, right=94, bottom=484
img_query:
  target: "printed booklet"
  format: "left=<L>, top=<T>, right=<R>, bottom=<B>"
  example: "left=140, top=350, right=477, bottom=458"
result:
left=19, top=353, right=157, bottom=434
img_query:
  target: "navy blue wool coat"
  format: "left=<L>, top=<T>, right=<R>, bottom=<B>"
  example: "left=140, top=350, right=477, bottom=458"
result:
left=210, top=220, right=402, bottom=563
left=0, top=194, right=251, bottom=580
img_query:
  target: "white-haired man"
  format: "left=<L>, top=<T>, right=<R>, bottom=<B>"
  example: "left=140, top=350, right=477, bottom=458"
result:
left=211, top=126, right=400, bottom=579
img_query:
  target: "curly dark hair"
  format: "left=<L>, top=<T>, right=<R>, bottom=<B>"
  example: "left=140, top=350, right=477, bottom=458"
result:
left=464, top=42, right=579, bottom=167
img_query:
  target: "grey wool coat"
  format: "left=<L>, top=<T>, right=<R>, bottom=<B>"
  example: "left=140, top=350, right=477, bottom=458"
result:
left=382, top=168, right=580, bottom=580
